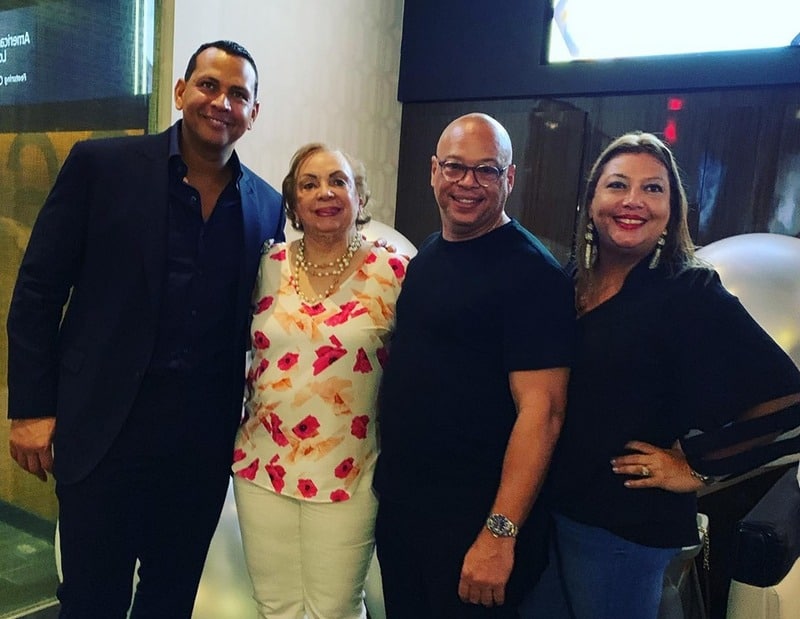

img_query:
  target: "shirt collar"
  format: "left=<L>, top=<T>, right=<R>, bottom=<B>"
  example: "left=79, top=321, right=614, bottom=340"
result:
left=168, top=120, right=244, bottom=186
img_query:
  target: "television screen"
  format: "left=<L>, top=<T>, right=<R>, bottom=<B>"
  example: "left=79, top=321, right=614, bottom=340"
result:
left=549, top=0, right=800, bottom=63
left=0, top=0, right=154, bottom=130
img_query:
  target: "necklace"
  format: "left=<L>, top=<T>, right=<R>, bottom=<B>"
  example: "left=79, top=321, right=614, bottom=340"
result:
left=295, top=234, right=362, bottom=276
left=291, top=235, right=362, bottom=303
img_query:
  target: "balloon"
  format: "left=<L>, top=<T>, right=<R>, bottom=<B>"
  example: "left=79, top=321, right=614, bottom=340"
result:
left=696, top=233, right=800, bottom=368
left=192, top=481, right=256, bottom=618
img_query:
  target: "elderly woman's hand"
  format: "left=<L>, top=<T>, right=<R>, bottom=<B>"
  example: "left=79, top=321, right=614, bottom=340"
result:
left=366, top=235, right=397, bottom=253
left=611, top=440, right=706, bottom=493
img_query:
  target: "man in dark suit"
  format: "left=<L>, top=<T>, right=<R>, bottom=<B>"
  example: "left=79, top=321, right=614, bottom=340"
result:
left=6, top=40, right=285, bottom=618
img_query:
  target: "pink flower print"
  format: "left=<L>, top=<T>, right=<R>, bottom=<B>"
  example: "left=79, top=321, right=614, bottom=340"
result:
left=351, top=415, right=369, bottom=439
left=388, top=257, right=406, bottom=279
left=330, top=489, right=350, bottom=502
left=298, top=478, right=318, bottom=498
left=233, top=448, right=247, bottom=463
left=353, top=348, right=373, bottom=373
left=324, top=300, right=368, bottom=327
left=250, top=358, right=269, bottom=382
left=300, top=302, right=326, bottom=316
left=312, top=335, right=347, bottom=375
left=236, top=458, right=260, bottom=480
left=292, top=415, right=321, bottom=439
left=270, top=249, right=286, bottom=261
left=365, top=252, right=377, bottom=264
left=277, top=352, right=299, bottom=371
left=271, top=414, right=290, bottom=446
left=260, top=412, right=289, bottom=447
left=253, top=331, right=270, bottom=349
left=376, top=346, right=389, bottom=369
left=254, top=296, right=274, bottom=314
left=265, top=455, right=286, bottom=493
left=334, top=457, right=355, bottom=479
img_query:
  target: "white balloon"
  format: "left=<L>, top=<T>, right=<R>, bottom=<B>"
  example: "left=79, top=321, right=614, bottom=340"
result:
left=696, top=233, right=800, bottom=368
left=193, top=482, right=257, bottom=618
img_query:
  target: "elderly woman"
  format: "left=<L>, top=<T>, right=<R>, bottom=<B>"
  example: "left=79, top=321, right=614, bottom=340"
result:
left=524, top=132, right=800, bottom=619
left=232, top=143, right=407, bottom=618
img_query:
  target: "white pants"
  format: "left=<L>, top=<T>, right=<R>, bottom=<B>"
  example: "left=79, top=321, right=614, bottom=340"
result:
left=234, top=473, right=378, bottom=619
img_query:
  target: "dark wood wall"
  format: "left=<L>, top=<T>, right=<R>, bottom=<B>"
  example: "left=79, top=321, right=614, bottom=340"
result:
left=398, top=0, right=800, bottom=101
left=395, top=88, right=800, bottom=265
left=395, top=1, right=800, bottom=263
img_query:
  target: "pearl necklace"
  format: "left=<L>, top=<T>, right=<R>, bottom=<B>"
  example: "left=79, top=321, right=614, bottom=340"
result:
left=291, top=235, right=362, bottom=304
left=295, top=235, right=362, bottom=276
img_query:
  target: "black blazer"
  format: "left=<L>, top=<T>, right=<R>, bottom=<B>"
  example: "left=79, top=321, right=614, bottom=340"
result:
left=6, top=127, right=285, bottom=483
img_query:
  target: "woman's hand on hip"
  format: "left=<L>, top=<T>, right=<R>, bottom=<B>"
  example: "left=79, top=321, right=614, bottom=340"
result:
left=611, top=440, right=705, bottom=493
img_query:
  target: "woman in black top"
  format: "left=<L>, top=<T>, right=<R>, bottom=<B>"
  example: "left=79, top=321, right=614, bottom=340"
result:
left=523, top=132, right=800, bottom=619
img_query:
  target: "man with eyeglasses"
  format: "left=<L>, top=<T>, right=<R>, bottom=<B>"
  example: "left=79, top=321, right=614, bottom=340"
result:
left=374, top=113, right=576, bottom=617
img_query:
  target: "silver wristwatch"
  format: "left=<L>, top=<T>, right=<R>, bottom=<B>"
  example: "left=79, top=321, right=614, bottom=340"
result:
left=485, top=513, right=518, bottom=538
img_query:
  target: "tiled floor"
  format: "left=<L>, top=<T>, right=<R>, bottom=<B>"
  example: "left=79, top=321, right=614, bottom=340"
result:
left=0, top=511, right=59, bottom=619
left=17, top=607, right=59, bottom=619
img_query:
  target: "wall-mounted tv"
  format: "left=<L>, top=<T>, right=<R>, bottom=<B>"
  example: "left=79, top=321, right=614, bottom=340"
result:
left=0, top=0, right=155, bottom=131
left=526, top=0, right=800, bottom=95
left=398, top=0, right=800, bottom=102
left=549, top=0, right=799, bottom=63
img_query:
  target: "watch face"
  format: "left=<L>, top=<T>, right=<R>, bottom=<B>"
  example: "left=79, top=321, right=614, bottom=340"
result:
left=486, top=514, right=517, bottom=537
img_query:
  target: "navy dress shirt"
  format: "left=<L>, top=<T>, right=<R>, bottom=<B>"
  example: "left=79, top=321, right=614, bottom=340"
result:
left=149, top=122, right=244, bottom=375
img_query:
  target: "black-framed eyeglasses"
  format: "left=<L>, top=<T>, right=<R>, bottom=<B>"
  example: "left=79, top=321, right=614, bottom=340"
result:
left=436, top=159, right=508, bottom=187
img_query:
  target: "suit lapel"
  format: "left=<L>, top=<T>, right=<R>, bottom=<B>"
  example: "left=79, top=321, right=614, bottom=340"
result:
left=237, top=171, right=264, bottom=331
left=132, top=134, right=170, bottom=314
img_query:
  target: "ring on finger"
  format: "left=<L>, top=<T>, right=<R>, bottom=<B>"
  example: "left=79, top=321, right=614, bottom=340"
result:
left=641, top=465, right=651, bottom=477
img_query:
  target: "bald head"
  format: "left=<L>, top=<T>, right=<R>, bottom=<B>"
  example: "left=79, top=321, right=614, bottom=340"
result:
left=431, top=113, right=515, bottom=241
left=436, top=113, right=513, bottom=166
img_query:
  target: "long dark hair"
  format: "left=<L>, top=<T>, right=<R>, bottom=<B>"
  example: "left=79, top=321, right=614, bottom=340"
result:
left=574, top=131, right=698, bottom=290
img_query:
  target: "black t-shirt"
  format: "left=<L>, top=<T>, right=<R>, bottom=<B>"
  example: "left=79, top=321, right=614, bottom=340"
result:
left=546, top=261, right=800, bottom=548
left=374, top=220, right=576, bottom=511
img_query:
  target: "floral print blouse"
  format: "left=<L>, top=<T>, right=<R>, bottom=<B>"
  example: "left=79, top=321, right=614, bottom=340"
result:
left=232, top=242, right=407, bottom=502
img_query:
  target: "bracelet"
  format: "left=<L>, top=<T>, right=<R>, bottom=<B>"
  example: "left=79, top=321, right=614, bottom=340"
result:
left=690, top=468, right=714, bottom=485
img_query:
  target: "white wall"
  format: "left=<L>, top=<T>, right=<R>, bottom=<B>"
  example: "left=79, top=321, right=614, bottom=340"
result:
left=170, top=0, right=404, bottom=225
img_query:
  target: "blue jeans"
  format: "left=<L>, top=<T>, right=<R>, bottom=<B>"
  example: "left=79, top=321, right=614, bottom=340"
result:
left=520, top=512, right=679, bottom=619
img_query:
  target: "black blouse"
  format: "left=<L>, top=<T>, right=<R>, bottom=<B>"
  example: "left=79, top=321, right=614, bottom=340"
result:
left=545, top=261, right=800, bottom=548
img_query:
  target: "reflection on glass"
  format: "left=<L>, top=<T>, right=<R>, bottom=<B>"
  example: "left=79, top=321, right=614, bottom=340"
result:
left=0, top=1, right=157, bottom=614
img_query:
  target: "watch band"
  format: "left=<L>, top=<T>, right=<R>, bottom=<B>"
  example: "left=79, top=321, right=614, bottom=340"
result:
left=485, top=513, right=519, bottom=538
left=690, top=468, right=714, bottom=485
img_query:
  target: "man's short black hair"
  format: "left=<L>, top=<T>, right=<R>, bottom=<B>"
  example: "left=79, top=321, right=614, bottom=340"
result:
left=184, top=40, right=259, bottom=98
